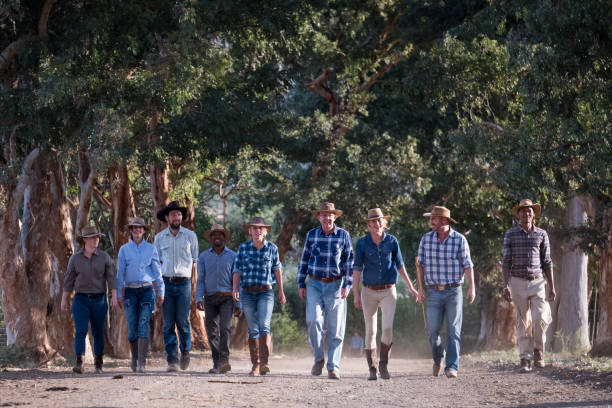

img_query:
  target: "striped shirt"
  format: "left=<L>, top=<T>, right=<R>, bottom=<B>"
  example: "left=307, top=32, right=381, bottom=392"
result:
left=417, top=229, right=473, bottom=285
left=502, top=225, right=552, bottom=278
left=233, top=240, right=281, bottom=287
left=297, top=226, right=354, bottom=289
left=154, top=226, right=198, bottom=278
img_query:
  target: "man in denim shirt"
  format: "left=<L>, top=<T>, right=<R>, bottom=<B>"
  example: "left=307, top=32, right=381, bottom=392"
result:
left=416, top=206, right=475, bottom=379
left=298, top=202, right=354, bottom=380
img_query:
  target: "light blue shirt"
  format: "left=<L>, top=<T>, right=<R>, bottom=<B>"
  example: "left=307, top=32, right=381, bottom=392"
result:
left=196, top=247, right=236, bottom=299
left=154, top=226, right=199, bottom=278
left=116, top=239, right=164, bottom=299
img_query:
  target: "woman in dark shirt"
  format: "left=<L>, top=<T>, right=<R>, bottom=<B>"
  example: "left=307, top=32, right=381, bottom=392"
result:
left=352, top=208, right=419, bottom=380
left=61, top=226, right=118, bottom=374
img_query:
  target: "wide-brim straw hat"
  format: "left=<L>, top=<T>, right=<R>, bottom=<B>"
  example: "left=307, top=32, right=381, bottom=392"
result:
left=156, top=201, right=188, bottom=222
left=362, top=208, right=390, bottom=222
left=78, top=225, right=104, bottom=242
left=243, top=217, right=272, bottom=233
left=126, top=217, right=150, bottom=230
left=312, top=202, right=343, bottom=217
left=423, top=206, right=457, bottom=224
left=204, top=224, right=231, bottom=242
left=512, top=199, right=541, bottom=218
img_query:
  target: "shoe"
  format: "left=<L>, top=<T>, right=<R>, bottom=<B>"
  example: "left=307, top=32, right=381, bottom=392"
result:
left=179, top=352, right=190, bottom=370
left=72, top=355, right=83, bottom=374
left=328, top=370, right=340, bottom=380
left=218, top=362, right=231, bottom=374
left=167, top=362, right=179, bottom=372
left=94, top=355, right=103, bottom=374
left=432, top=363, right=442, bottom=377
left=533, top=349, right=545, bottom=368
left=445, top=368, right=457, bottom=378
left=311, top=359, right=325, bottom=376
left=519, top=359, right=532, bottom=373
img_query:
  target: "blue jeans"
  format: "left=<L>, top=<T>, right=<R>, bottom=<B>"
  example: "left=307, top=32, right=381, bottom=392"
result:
left=306, top=279, right=346, bottom=372
left=162, top=280, right=192, bottom=363
left=124, top=286, right=155, bottom=342
left=241, top=289, right=274, bottom=339
left=72, top=293, right=107, bottom=357
left=426, top=286, right=463, bottom=371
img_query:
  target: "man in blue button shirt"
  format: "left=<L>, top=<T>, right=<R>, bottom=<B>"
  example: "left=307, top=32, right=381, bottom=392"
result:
left=298, top=202, right=354, bottom=380
left=196, top=224, right=236, bottom=374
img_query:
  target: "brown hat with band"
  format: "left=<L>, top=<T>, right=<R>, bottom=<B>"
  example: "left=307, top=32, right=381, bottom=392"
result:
left=312, top=202, right=343, bottom=217
left=243, top=217, right=272, bottom=233
left=363, top=208, right=390, bottom=222
left=126, top=217, right=150, bottom=230
left=156, top=201, right=188, bottom=222
left=512, top=199, right=541, bottom=218
left=423, top=206, right=457, bottom=224
left=78, top=225, right=104, bottom=242
left=204, top=224, right=231, bottom=242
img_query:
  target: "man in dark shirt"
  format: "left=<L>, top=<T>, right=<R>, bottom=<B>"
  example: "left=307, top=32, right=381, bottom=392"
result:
left=502, top=199, right=556, bottom=373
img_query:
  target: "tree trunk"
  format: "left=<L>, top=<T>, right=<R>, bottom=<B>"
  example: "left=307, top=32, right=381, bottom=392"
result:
left=592, top=205, right=612, bottom=356
left=0, top=150, right=75, bottom=362
left=74, top=149, right=95, bottom=247
left=276, top=210, right=304, bottom=262
left=477, top=290, right=516, bottom=350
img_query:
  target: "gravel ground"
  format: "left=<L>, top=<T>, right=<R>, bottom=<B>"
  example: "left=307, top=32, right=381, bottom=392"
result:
left=1, top=351, right=611, bottom=407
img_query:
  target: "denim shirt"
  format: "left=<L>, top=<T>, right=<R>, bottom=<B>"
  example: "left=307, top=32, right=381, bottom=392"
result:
left=354, top=233, right=404, bottom=286
left=196, top=247, right=236, bottom=299
left=116, top=239, right=164, bottom=299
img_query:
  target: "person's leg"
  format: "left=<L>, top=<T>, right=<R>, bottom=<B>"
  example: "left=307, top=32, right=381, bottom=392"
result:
left=509, top=277, right=533, bottom=361
left=257, top=289, right=275, bottom=374
left=529, top=278, right=551, bottom=367
left=379, top=286, right=397, bottom=379
left=425, top=289, right=445, bottom=375
left=162, top=282, right=179, bottom=365
left=217, top=296, right=235, bottom=371
left=123, top=288, right=139, bottom=371
left=443, top=287, right=463, bottom=374
left=323, top=279, right=347, bottom=374
left=360, top=287, right=380, bottom=380
left=175, top=280, right=192, bottom=355
left=71, top=295, right=89, bottom=373
left=204, top=295, right=221, bottom=367
left=306, top=279, right=325, bottom=369
left=90, top=295, right=108, bottom=373
left=241, top=290, right=260, bottom=375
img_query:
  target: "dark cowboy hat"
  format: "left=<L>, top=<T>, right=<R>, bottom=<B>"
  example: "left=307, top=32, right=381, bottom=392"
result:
left=77, top=226, right=104, bottom=242
left=423, top=206, right=457, bottom=224
left=362, top=208, right=390, bottom=222
left=156, top=201, right=188, bottom=222
left=204, top=224, right=231, bottom=243
left=243, top=217, right=272, bottom=234
left=311, top=202, right=343, bottom=217
left=512, top=199, right=541, bottom=219
left=126, top=216, right=150, bottom=230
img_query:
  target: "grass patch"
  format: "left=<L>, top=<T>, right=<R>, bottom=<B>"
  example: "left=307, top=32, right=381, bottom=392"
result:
left=472, top=349, right=612, bottom=372
left=0, top=345, right=28, bottom=368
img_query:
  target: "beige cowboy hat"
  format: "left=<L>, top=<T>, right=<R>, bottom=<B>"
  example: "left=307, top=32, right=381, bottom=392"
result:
left=362, top=208, right=390, bottom=222
left=204, top=224, right=231, bottom=242
left=423, top=206, right=457, bottom=224
left=77, top=225, right=104, bottom=242
left=512, top=199, right=541, bottom=218
left=126, top=217, right=150, bottom=230
left=156, top=200, right=188, bottom=222
left=312, top=202, right=343, bottom=217
left=243, top=217, right=272, bottom=233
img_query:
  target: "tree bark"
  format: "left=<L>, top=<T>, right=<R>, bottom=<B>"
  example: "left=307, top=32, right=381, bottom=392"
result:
left=74, top=149, right=95, bottom=247
left=477, top=290, right=516, bottom=350
left=592, top=205, right=612, bottom=356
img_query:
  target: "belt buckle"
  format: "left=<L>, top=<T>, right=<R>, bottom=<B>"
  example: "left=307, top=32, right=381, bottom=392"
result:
left=437, top=284, right=446, bottom=290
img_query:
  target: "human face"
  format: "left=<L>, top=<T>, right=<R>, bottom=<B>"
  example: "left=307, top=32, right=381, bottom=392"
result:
left=318, top=212, right=337, bottom=233
left=249, top=226, right=267, bottom=243
left=131, top=226, right=145, bottom=243
left=166, top=210, right=183, bottom=230
left=210, top=231, right=226, bottom=248
left=518, top=207, right=535, bottom=228
left=82, top=236, right=99, bottom=252
left=429, top=215, right=449, bottom=232
left=367, top=218, right=385, bottom=237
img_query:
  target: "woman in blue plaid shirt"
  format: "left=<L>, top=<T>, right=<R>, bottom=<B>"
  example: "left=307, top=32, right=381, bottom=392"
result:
left=232, top=217, right=286, bottom=376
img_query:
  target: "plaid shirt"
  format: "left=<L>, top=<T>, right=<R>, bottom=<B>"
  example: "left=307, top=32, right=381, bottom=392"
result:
left=417, top=229, right=473, bottom=285
left=502, top=225, right=552, bottom=278
left=297, top=226, right=354, bottom=289
left=233, top=240, right=281, bottom=287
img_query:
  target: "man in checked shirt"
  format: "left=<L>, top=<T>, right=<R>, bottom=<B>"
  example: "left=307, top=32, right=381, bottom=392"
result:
left=502, top=199, right=555, bottom=373
left=298, top=202, right=354, bottom=380
left=416, top=206, right=475, bottom=379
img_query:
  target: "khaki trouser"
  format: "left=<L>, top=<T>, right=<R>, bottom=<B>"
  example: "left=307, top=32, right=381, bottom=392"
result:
left=509, top=276, right=552, bottom=360
left=361, top=286, right=397, bottom=350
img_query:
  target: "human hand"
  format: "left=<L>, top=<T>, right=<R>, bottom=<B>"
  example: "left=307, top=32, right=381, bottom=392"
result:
left=156, top=297, right=164, bottom=307
left=467, top=286, right=476, bottom=304
left=353, top=293, right=362, bottom=310
left=232, top=289, right=240, bottom=302
left=547, top=288, right=556, bottom=302
left=278, top=292, right=287, bottom=305
left=340, top=287, right=349, bottom=299
left=503, top=287, right=512, bottom=302
left=298, top=288, right=306, bottom=301
left=196, top=301, right=205, bottom=311
left=117, top=298, right=124, bottom=309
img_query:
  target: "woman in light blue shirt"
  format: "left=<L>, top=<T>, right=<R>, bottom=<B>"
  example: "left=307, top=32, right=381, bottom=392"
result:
left=117, top=217, right=164, bottom=373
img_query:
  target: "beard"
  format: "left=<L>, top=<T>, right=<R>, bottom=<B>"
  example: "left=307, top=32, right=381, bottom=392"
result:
left=170, top=221, right=181, bottom=230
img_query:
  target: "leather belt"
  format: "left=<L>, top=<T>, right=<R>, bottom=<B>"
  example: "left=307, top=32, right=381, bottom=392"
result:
left=243, top=285, right=272, bottom=292
left=427, top=283, right=461, bottom=290
left=163, top=276, right=190, bottom=282
left=309, top=275, right=343, bottom=283
left=215, top=291, right=233, bottom=297
left=515, top=275, right=542, bottom=281
left=365, top=283, right=395, bottom=290
left=76, top=292, right=105, bottom=298
left=125, top=282, right=153, bottom=288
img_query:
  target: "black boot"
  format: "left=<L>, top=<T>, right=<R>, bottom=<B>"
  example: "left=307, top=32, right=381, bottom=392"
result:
left=130, top=341, right=138, bottom=372
left=72, top=354, right=83, bottom=374
left=137, top=338, right=148, bottom=373
left=379, top=342, right=392, bottom=380
left=365, top=349, right=377, bottom=380
left=94, top=355, right=103, bottom=374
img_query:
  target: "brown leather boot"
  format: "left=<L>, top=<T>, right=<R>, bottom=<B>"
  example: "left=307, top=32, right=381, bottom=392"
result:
left=94, top=355, right=103, bottom=374
left=259, top=334, right=271, bottom=375
left=248, top=338, right=260, bottom=376
left=129, top=341, right=138, bottom=372
left=533, top=349, right=545, bottom=368
left=519, top=358, right=532, bottom=373
left=72, top=354, right=83, bottom=374
left=137, top=338, right=148, bottom=373
left=379, top=342, right=392, bottom=380
left=365, top=349, right=377, bottom=380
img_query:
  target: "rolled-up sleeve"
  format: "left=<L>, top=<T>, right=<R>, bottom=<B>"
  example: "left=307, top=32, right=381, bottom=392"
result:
left=63, top=256, right=77, bottom=293
left=502, top=231, right=512, bottom=270
left=540, top=231, right=552, bottom=270
left=271, top=245, right=281, bottom=272
left=341, top=232, right=354, bottom=288
left=353, top=239, right=364, bottom=272
left=116, top=247, right=126, bottom=299
left=105, top=253, right=117, bottom=290
left=151, top=247, right=164, bottom=298
left=458, top=236, right=473, bottom=269
left=196, top=253, right=206, bottom=299
left=393, top=238, right=404, bottom=269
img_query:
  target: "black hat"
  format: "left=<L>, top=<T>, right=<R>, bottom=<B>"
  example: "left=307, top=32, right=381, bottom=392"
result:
left=156, top=201, right=188, bottom=222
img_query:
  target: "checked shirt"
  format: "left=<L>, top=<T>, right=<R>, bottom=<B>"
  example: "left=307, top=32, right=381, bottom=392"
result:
left=234, top=240, right=281, bottom=287
left=417, top=229, right=473, bottom=285
left=297, top=226, right=354, bottom=289
left=502, top=224, right=552, bottom=278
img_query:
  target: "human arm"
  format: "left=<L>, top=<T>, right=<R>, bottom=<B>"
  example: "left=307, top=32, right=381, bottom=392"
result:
left=502, top=267, right=512, bottom=302
left=232, top=272, right=241, bottom=302
left=116, top=247, right=126, bottom=307
left=150, top=246, right=164, bottom=306
left=398, top=265, right=420, bottom=300
left=195, top=253, right=206, bottom=311
left=340, top=231, right=354, bottom=293
left=464, top=267, right=475, bottom=304
left=297, top=231, right=311, bottom=290
left=540, top=231, right=555, bottom=302
left=274, top=268, right=286, bottom=305
left=501, top=230, right=513, bottom=302
left=60, top=291, right=71, bottom=312
left=543, top=267, right=555, bottom=302
left=352, top=269, right=362, bottom=309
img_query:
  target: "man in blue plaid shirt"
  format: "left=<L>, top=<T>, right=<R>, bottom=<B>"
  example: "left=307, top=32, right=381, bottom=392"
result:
left=298, top=202, right=354, bottom=380
left=416, top=206, right=474, bottom=379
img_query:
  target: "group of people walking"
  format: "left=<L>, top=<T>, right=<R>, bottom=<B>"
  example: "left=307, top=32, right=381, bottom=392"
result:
left=61, top=198, right=555, bottom=380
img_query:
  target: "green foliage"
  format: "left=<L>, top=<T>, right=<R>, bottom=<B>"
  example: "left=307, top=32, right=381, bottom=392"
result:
left=270, top=310, right=306, bottom=352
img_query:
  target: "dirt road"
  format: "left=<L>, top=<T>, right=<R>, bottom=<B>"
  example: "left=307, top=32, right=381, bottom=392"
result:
left=1, top=351, right=611, bottom=407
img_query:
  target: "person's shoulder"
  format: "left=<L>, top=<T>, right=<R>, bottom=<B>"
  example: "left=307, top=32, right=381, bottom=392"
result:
left=533, top=225, right=549, bottom=236
left=224, top=247, right=237, bottom=256
left=181, top=226, right=197, bottom=238
left=451, top=229, right=469, bottom=241
left=265, top=241, right=279, bottom=251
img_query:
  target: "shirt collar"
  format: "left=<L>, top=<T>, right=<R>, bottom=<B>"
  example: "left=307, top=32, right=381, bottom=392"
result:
left=208, top=246, right=230, bottom=255
left=366, top=232, right=387, bottom=245
left=319, top=225, right=339, bottom=236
